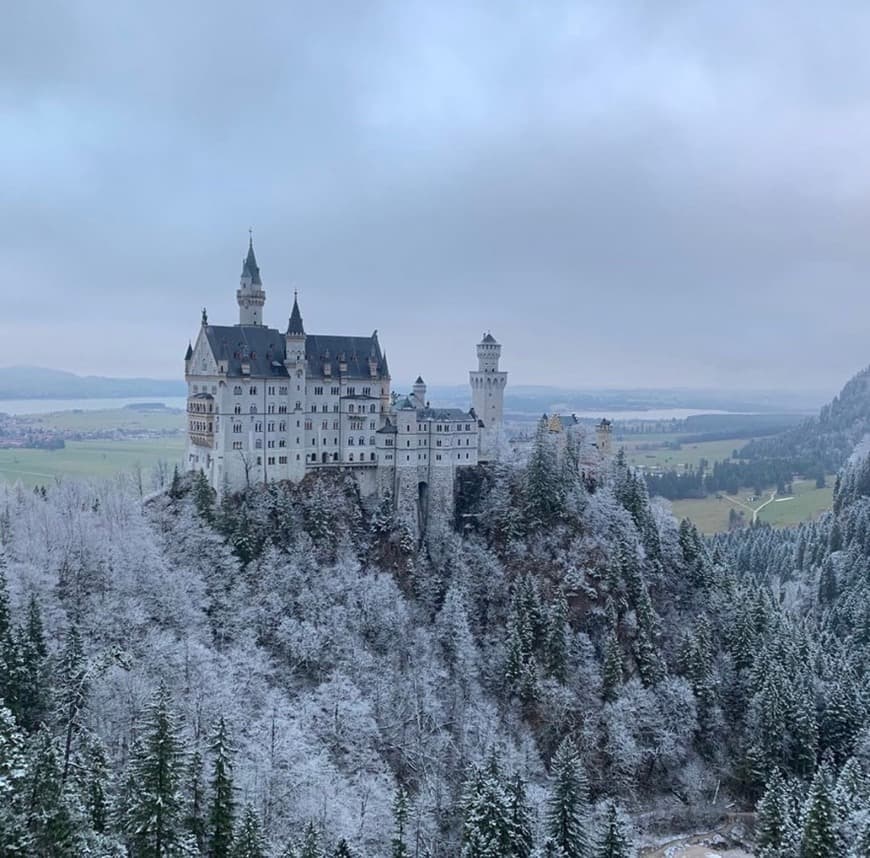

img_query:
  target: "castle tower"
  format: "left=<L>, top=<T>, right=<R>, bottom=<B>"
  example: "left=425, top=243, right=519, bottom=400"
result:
left=595, top=418, right=613, bottom=458
left=237, top=235, right=266, bottom=326
left=412, top=376, right=427, bottom=407
left=469, top=332, right=507, bottom=461
left=285, top=292, right=305, bottom=365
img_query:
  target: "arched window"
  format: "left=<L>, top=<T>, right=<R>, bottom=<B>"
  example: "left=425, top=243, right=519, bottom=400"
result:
left=349, top=404, right=355, bottom=414
left=349, top=453, right=354, bottom=462
left=370, top=452, right=376, bottom=461
left=250, top=405, right=257, bottom=414
left=359, top=436, right=365, bottom=446
left=369, top=404, right=376, bottom=413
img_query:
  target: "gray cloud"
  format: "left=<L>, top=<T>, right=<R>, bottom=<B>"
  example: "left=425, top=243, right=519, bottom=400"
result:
left=3, top=1, right=870, bottom=393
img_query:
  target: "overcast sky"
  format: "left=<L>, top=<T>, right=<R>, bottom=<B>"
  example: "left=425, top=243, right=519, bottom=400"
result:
left=4, top=1, right=870, bottom=391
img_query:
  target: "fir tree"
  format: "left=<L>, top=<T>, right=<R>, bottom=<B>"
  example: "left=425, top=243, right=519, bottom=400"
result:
left=232, top=804, right=265, bottom=858
left=801, top=765, right=839, bottom=858
left=85, top=737, right=111, bottom=835
left=461, top=759, right=513, bottom=858
left=546, top=738, right=591, bottom=858
left=185, top=749, right=206, bottom=853
left=596, top=801, right=632, bottom=858
left=126, top=683, right=185, bottom=857
left=392, top=785, right=409, bottom=858
left=546, top=592, right=569, bottom=683
left=296, top=821, right=324, bottom=858
left=333, top=840, right=354, bottom=858
left=209, top=716, right=235, bottom=858
left=0, top=702, right=29, bottom=854
left=506, top=773, right=534, bottom=858
left=16, top=594, right=47, bottom=732
left=755, top=769, right=791, bottom=856
left=602, top=627, right=623, bottom=702
left=23, top=728, right=81, bottom=856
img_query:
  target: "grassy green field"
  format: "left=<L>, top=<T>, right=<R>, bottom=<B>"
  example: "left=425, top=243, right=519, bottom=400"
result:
left=0, top=438, right=185, bottom=489
left=622, top=434, right=745, bottom=471
left=23, top=407, right=184, bottom=433
left=670, top=477, right=834, bottom=534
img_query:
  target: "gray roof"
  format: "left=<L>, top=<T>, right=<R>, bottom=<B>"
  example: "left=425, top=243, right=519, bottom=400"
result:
left=416, top=406, right=474, bottom=422
left=414, top=376, right=425, bottom=385
left=481, top=332, right=497, bottom=344
left=204, top=325, right=289, bottom=377
left=376, top=418, right=397, bottom=434
left=241, top=238, right=262, bottom=285
left=184, top=342, right=193, bottom=360
left=203, top=325, right=386, bottom=380
left=306, top=333, right=385, bottom=379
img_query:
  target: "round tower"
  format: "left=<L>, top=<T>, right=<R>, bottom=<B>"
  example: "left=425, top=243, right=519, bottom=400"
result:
left=237, top=234, right=266, bottom=326
left=469, top=332, right=507, bottom=460
left=412, top=376, right=427, bottom=408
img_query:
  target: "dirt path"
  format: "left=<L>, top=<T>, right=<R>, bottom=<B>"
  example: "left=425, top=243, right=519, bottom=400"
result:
left=721, top=491, right=776, bottom=524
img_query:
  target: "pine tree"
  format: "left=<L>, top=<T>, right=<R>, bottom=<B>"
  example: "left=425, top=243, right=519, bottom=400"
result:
left=0, top=702, right=30, bottom=854
left=23, top=728, right=81, bottom=855
left=16, top=594, right=47, bottom=732
left=126, top=683, right=185, bottom=857
left=461, top=759, right=513, bottom=858
left=333, top=840, right=354, bottom=858
left=756, top=769, right=791, bottom=856
left=192, top=469, right=216, bottom=523
left=84, top=737, right=111, bottom=835
left=546, top=739, right=591, bottom=858
left=506, top=773, right=534, bottom=858
left=602, top=627, right=623, bottom=702
left=392, top=785, right=409, bottom=858
left=596, top=801, right=632, bottom=858
left=209, top=716, right=235, bottom=858
left=546, top=592, right=569, bottom=683
left=525, top=417, right=563, bottom=528
left=58, top=623, right=87, bottom=783
left=297, top=821, right=324, bottom=858
left=232, top=804, right=265, bottom=858
left=185, top=749, right=206, bottom=853
left=801, top=765, right=839, bottom=858
left=0, top=554, right=21, bottom=722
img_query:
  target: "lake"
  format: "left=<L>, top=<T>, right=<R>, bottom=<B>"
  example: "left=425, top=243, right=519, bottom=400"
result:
left=0, top=396, right=188, bottom=416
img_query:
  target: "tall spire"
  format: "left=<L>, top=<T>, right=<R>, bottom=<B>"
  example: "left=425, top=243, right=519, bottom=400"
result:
left=241, top=233, right=262, bottom=285
left=287, top=290, right=305, bottom=336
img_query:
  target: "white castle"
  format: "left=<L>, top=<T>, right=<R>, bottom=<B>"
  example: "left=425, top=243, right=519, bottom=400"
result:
left=184, top=238, right=506, bottom=531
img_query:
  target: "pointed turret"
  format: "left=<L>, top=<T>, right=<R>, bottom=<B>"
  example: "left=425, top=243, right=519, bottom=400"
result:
left=413, top=376, right=426, bottom=407
left=284, top=290, right=306, bottom=367
left=237, top=233, right=266, bottom=325
left=240, top=236, right=262, bottom=285
left=184, top=342, right=193, bottom=361
left=287, top=292, right=305, bottom=335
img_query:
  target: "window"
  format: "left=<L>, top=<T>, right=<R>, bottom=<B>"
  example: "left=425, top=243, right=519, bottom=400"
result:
left=255, top=439, right=262, bottom=449
left=234, top=404, right=241, bottom=415
left=232, top=441, right=242, bottom=450
left=314, top=386, right=323, bottom=395
left=436, top=454, right=442, bottom=461
left=233, top=423, right=242, bottom=434
left=233, top=385, right=242, bottom=395
left=333, top=420, right=340, bottom=430
left=295, top=401, right=302, bottom=410
left=369, top=421, right=375, bottom=430
left=358, top=436, right=365, bottom=446
left=304, top=420, right=312, bottom=430
left=268, top=422, right=275, bottom=432
left=322, top=420, right=328, bottom=430
left=370, top=452, right=376, bottom=461
left=268, top=404, right=275, bottom=413
left=349, top=453, right=354, bottom=462
left=347, top=386, right=356, bottom=396
left=369, top=404, right=376, bottom=413
left=278, top=405, right=287, bottom=413
left=348, top=437, right=354, bottom=445
left=267, top=456, right=275, bottom=465
left=279, top=456, right=287, bottom=464
left=279, top=421, right=286, bottom=431
left=268, top=440, right=275, bottom=448
left=331, top=386, right=340, bottom=396
left=332, top=404, right=339, bottom=412
left=436, top=440, right=442, bottom=447
left=279, top=439, right=286, bottom=448
left=279, top=386, right=288, bottom=395
left=311, top=404, right=317, bottom=412
left=362, top=386, right=371, bottom=396
left=370, top=436, right=375, bottom=446
left=268, top=386, right=276, bottom=395
left=255, top=421, right=262, bottom=432
left=256, top=456, right=262, bottom=465
left=250, top=386, right=258, bottom=395
left=349, top=404, right=354, bottom=414
left=250, top=405, right=257, bottom=414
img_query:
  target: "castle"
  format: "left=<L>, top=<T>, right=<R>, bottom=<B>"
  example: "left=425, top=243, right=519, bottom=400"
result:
left=184, top=238, right=506, bottom=532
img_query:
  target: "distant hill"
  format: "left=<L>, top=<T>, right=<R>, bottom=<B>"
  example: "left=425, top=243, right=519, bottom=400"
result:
left=0, top=366, right=186, bottom=400
left=741, top=364, right=870, bottom=472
